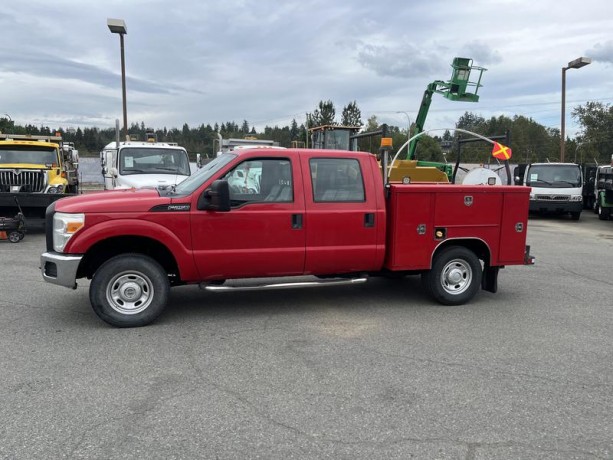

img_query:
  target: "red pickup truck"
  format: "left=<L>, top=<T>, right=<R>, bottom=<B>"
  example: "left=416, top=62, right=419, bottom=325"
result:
left=41, top=148, right=533, bottom=327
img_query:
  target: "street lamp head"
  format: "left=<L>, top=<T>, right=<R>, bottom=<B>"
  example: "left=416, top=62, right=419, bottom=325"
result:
left=107, top=18, right=127, bottom=35
left=567, top=56, right=591, bottom=69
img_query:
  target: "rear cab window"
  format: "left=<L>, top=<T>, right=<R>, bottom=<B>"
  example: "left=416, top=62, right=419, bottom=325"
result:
left=309, top=158, right=365, bottom=202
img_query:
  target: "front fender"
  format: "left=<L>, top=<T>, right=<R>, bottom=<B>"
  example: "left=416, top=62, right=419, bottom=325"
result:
left=65, top=218, right=198, bottom=280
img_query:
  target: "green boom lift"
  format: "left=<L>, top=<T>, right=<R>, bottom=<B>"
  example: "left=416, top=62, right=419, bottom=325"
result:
left=406, top=57, right=487, bottom=178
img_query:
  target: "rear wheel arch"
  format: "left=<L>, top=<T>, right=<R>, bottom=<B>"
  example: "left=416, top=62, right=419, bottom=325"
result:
left=431, top=238, right=491, bottom=268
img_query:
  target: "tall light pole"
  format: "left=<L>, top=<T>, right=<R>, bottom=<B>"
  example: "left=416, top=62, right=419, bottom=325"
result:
left=561, top=56, right=591, bottom=162
left=107, top=18, right=128, bottom=141
left=396, top=111, right=411, bottom=155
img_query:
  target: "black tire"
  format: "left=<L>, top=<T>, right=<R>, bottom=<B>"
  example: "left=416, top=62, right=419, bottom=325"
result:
left=422, top=246, right=482, bottom=305
left=8, top=231, right=21, bottom=243
left=89, top=254, right=169, bottom=327
left=570, top=212, right=581, bottom=221
left=599, top=205, right=611, bottom=221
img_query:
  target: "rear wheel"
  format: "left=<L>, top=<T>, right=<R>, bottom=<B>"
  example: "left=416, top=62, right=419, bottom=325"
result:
left=598, top=205, right=611, bottom=220
left=90, top=254, right=169, bottom=327
left=422, top=246, right=482, bottom=305
left=8, top=231, right=21, bottom=243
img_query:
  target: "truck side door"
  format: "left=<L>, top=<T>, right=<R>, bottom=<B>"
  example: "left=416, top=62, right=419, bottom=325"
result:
left=101, top=149, right=116, bottom=190
left=300, top=153, right=385, bottom=274
left=191, top=155, right=306, bottom=279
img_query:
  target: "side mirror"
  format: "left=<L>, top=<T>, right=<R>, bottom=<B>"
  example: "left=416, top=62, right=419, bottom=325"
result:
left=514, top=176, right=523, bottom=186
left=196, top=153, right=202, bottom=169
left=110, top=167, right=118, bottom=178
left=198, top=180, right=230, bottom=212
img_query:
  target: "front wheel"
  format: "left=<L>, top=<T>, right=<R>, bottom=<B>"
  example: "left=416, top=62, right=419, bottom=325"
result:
left=422, top=246, right=482, bottom=305
left=570, top=211, right=581, bottom=221
left=8, top=231, right=21, bottom=243
left=90, top=254, right=170, bottom=327
left=598, top=205, right=611, bottom=221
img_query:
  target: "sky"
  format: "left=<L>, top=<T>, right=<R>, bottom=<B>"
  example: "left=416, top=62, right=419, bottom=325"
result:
left=1, top=0, right=612, bottom=138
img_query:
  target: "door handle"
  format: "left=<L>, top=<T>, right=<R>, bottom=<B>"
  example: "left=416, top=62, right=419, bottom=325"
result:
left=292, top=213, right=303, bottom=229
left=364, top=213, right=375, bottom=227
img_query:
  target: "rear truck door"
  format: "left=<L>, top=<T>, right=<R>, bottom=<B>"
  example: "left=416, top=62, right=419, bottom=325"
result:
left=191, top=154, right=306, bottom=279
left=300, top=152, right=386, bottom=274
left=498, top=186, right=530, bottom=264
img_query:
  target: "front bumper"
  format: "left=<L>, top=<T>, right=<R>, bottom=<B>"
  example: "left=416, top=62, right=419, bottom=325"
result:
left=529, top=200, right=583, bottom=214
left=40, top=252, right=83, bottom=289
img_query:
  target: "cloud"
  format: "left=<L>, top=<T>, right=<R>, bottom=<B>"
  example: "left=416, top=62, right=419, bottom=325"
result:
left=1, top=0, right=611, bottom=136
left=461, top=41, right=502, bottom=66
left=586, top=40, right=613, bottom=65
left=356, top=43, right=447, bottom=78
left=0, top=49, right=203, bottom=96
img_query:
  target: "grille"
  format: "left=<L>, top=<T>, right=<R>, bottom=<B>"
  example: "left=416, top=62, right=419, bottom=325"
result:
left=534, top=195, right=570, bottom=202
left=0, top=170, right=46, bottom=192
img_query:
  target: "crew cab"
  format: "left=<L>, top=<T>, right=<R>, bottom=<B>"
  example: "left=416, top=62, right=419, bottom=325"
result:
left=41, top=148, right=533, bottom=327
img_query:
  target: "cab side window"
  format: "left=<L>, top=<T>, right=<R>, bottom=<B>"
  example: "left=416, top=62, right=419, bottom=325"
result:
left=222, top=158, right=293, bottom=205
left=310, top=158, right=365, bottom=202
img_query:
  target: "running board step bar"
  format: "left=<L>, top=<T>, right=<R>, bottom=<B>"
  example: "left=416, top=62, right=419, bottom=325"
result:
left=200, top=277, right=368, bottom=292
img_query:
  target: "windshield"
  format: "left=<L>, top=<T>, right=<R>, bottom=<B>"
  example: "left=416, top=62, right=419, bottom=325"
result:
left=172, top=153, right=236, bottom=195
left=526, top=165, right=582, bottom=188
left=0, top=146, right=59, bottom=165
left=119, top=147, right=191, bottom=176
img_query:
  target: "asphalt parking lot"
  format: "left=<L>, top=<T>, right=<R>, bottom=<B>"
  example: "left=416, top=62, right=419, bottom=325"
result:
left=1, top=212, right=612, bottom=459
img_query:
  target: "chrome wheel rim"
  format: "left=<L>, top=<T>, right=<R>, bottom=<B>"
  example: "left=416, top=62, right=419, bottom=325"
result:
left=440, top=258, right=472, bottom=295
left=106, top=270, right=154, bottom=315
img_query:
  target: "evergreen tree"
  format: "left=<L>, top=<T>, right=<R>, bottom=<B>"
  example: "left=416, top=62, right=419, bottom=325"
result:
left=241, top=120, right=249, bottom=134
left=341, top=100, right=362, bottom=127
left=309, top=100, right=336, bottom=127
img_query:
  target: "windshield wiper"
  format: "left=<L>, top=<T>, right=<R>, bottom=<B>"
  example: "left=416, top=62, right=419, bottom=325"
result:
left=554, top=180, right=578, bottom=186
left=122, top=169, right=147, bottom=174
left=153, top=167, right=180, bottom=172
left=530, top=179, right=552, bottom=185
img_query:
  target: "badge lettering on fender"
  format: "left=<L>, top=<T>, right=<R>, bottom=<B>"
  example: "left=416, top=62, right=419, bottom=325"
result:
left=464, top=196, right=473, bottom=207
left=167, top=204, right=190, bottom=211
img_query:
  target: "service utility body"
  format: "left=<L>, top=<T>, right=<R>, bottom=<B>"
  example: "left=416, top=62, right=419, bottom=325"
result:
left=41, top=147, right=534, bottom=327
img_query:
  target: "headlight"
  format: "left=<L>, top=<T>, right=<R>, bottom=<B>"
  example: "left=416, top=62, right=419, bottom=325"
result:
left=53, top=212, right=85, bottom=252
left=47, top=185, right=64, bottom=194
left=529, top=193, right=535, bottom=200
left=570, top=195, right=583, bottom=202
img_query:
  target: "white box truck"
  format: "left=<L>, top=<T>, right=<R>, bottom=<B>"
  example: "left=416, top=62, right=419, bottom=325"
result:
left=516, top=162, right=583, bottom=220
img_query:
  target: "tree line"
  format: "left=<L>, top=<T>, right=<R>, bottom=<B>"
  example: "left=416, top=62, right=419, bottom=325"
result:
left=1, top=100, right=611, bottom=164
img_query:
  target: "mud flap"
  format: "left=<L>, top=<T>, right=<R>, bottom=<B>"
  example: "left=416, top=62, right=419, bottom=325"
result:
left=481, top=266, right=500, bottom=293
